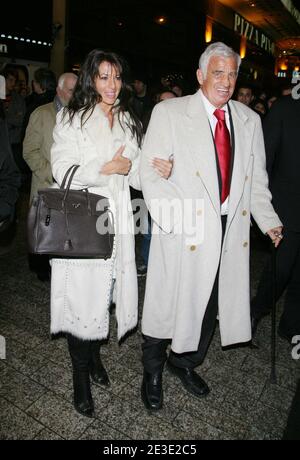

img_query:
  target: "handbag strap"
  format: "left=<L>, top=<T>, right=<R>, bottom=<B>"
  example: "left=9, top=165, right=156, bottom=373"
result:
left=60, top=165, right=79, bottom=190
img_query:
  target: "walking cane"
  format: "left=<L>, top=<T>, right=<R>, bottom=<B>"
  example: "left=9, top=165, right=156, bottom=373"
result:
left=270, top=241, right=277, bottom=384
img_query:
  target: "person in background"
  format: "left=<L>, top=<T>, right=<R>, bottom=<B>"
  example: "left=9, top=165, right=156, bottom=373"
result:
left=23, top=72, right=78, bottom=282
left=0, top=75, right=21, bottom=254
left=251, top=94, right=300, bottom=343
left=235, top=84, right=254, bottom=107
left=251, top=98, right=268, bottom=119
left=139, top=42, right=282, bottom=411
left=1, top=67, right=26, bottom=177
left=23, top=67, right=57, bottom=138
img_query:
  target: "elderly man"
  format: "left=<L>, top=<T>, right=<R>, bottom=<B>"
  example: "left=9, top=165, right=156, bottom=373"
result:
left=139, top=42, right=283, bottom=411
left=23, top=72, right=78, bottom=203
left=23, top=72, right=77, bottom=281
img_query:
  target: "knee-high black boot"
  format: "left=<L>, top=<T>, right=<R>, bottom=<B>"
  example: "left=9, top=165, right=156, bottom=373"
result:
left=67, top=334, right=94, bottom=417
left=89, top=340, right=110, bottom=387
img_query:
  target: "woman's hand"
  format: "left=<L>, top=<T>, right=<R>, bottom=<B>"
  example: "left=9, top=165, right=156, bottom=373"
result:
left=150, top=156, right=173, bottom=179
left=101, top=145, right=132, bottom=176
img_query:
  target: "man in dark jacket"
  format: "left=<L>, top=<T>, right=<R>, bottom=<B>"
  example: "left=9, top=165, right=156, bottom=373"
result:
left=251, top=94, right=300, bottom=342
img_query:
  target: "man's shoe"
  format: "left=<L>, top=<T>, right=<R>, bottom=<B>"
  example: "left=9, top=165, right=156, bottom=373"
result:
left=167, top=361, right=209, bottom=398
left=141, top=371, right=163, bottom=411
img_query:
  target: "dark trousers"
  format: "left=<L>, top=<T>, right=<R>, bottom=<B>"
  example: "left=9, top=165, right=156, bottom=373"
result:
left=251, top=228, right=300, bottom=337
left=142, top=216, right=227, bottom=374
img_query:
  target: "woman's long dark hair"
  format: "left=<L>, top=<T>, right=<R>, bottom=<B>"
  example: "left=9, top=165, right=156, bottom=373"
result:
left=66, top=49, right=143, bottom=147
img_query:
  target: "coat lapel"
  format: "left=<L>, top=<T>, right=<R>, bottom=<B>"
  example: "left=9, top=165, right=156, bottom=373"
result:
left=185, top=91, right=220, bottom=215
left=226, top=101, right=252, bottom=226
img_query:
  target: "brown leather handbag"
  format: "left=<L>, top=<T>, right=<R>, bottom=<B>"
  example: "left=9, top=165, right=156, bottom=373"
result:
left=27, top=165, right=114, bottom=259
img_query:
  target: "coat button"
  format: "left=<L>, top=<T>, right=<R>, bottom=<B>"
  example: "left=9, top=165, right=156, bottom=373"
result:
left=196, top=171, right=200, bottom=177
left=245, top=175, right=249, bottom=181
left=242, top=210, right=247, bottom=216
left=197, top=210, right=202, bottom=216
left=190, top=245, right=197, bottom=251
left=243, top=242, right=248, bottom=248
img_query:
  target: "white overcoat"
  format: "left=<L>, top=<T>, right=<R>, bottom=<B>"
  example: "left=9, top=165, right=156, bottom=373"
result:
left=140, top=91, right=282, bottom=353
left=50, top=105, right=140, bottom=341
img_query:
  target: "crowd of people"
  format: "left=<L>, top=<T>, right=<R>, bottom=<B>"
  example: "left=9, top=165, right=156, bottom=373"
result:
left=0, top=41, right=299, bottom=418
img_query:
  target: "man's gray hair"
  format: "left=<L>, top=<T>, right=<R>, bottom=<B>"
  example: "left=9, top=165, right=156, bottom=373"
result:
left=57, top=72, right=77, bottom=90
left=199, top=42, right=241, bottom=79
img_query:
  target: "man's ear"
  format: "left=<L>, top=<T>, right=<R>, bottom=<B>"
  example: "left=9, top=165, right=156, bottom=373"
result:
left=196, top=69, right=204, bottom=86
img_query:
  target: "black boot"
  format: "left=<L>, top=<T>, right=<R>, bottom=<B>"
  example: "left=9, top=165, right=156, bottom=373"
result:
left=141, top=370, right=163, bottom=411
left=89, top=340, right=110, bottom=387
left=67, top=334, right=94, bottom=418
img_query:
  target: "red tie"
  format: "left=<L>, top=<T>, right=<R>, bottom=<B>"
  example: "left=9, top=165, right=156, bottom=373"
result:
left=213, top=109, right=231, bottom=203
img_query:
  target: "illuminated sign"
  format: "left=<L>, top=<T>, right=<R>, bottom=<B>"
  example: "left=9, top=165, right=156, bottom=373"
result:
left=234, top=13, right=275, bottom=55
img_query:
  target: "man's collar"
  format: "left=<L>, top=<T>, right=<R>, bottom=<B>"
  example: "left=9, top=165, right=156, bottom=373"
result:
left=200, top=89, right=228, bottom=115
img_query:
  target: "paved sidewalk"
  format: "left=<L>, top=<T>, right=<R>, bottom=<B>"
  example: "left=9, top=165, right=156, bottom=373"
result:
left=0, top=196, right=299, bottom=440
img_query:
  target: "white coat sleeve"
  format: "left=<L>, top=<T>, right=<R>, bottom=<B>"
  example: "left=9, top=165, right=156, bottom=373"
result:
left=140, top=103, right=183, bottom=234
left=250, top=114, right=282, bottom=233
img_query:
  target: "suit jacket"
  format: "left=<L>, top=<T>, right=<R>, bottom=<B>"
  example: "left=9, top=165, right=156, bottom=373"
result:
left=263, top=95, right=300, bottom=231
left=140, top=90, right=282, bottom=352
left=23, top=101, right=56, bottom=203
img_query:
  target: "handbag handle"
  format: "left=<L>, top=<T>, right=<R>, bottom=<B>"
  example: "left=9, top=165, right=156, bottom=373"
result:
left=61, top=165, right=92, bottom=216
left=60, top=165, right=79, bottom=190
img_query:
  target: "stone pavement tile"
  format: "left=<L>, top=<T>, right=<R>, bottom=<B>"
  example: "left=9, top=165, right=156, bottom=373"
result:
left=34, top=339, right=72, bottom=370
left=30, top=361, right=73, bottom=399
left=129, top=413, right=188, bottom=440
left=0, top=320, right=46, bottom=350
left=33, top=428, right=65, bottom=440
left=245, top=400, right=287, bottom=439
left=79, top=420, right=131, bottom=440
left=206, top=346, right=249, bottom=371
left=259, top=383, right=295, bottom=413
left=221, top=386, right=262, bottom=418
left=205, top=364, right=266, bottom=398
left=96, top=395, right=142, bottom=435
left=106, top=361, right=139, bottom=386
left=4, top=339, right=49, bottom=378
left=0, top=366, right=47, bottom=411
left=115, top=347, right=143, bottom=372
left=26, top=391, right=93, bottom=439
left=0, top=396, right=44, bottom=440
left=100, top=340, right=131, bottom=363
left=181, top=397, right=248, bottom=439
left=173, top=410, right=231, bottom=440
left=241, top=354, right=299, bottom=392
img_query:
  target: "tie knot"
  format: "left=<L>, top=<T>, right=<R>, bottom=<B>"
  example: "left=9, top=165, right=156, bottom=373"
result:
left=214, top=109, right=226, bottom=121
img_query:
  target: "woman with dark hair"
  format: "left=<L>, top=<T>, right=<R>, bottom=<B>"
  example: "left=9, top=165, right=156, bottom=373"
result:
left=50, top=49, right=171, bottom=418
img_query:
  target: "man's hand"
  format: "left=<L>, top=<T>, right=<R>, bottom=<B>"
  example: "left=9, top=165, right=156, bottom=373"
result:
left=266, top=226, right=283, bottom=248
left=101, top=145, right=132, bottom=176
left=150, top=155, right=173, bottom=179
